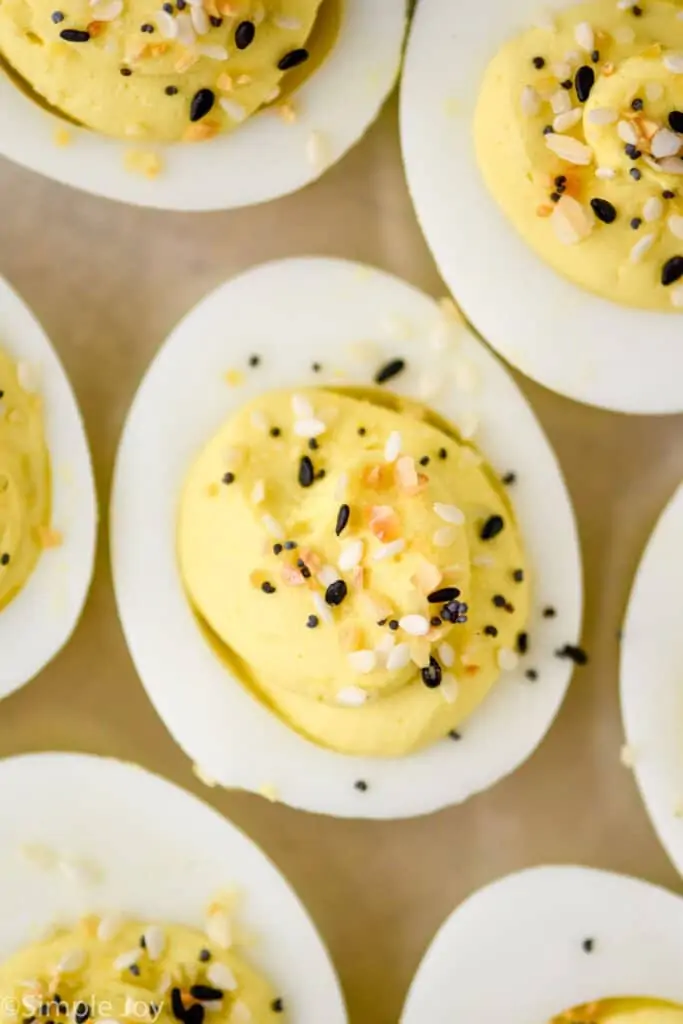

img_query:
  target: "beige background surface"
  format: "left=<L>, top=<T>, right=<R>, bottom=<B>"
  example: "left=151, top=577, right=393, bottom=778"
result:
left=0, top=93, right=682, bottom=1024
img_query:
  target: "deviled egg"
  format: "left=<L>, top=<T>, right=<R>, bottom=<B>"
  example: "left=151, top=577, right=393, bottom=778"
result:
left=401, top=866, right=683, bottom=1024
left=401, top=0, right=683, bottom=413
left=0, top=274, right=97, bottom=703
left=111, top=256, right=582, bottom=819
left=0, top=1, right=406, bottom=209
left=0, top=752, right=346, bottom=1023
left=621, top=482, right=683, bottom=879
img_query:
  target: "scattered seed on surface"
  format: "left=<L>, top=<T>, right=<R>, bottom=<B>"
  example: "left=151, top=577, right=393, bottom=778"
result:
left=374, top=358, right=406, bottom=384
left=298, top=455, right=315, bottom=488
left=335, top=504, right=350, bottom=535
left=278, top=47, right=309, bottom=70
left=427, top=586, right=461, bottom=604
left=190, top=89, right=215, bottom=122
left=590, top=197, right=617, bottom=223
left=354, top=780, right=368, bottom=793
left=60, top=28, right=91, bottom=42
left=555, top=643, right=588, bottom=665
left=480, top=515, right=504, bottom=540
left=235, top=20, right=255, bottom=48
left=325, top=580, right=348, bottom=606
left=575, top=64, right=595, bottom=102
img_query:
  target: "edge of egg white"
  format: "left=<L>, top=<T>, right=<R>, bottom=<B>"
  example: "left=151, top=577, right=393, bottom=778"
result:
left=0, top=274, right=97, bottom=702
left=110, top=255, right=583, bottom=820
left=400, top=0, right=683, bottom=414
left=0, top=751, right=347, bottom=1023
left=0, top=0, right=406, bottom=210
left=621, top=481, right=683, bottom=878
left=401, top=865, right=683, bottom=1024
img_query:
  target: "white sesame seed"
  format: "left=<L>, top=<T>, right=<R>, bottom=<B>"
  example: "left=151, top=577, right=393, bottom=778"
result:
left=433, top=526, right=457, bottom=548
left=317, top=565, right=338, bottom=588
left=207, top=963, right=238, bottom=992
left=646, top=81, right=664, bottom=102
left=384, top=430, right=402, bottom=463
left=498, top=648, right=519, bottom=672
left=551, top=89, right=572, bottom=115
left=441, top=674, right=459, bottom=704
left=334, top=472, right=348, bottom=501
left=630, top=232, right=656, bottom=264
left=306, top=130, right=330, bottom=172
left=273, top=14, right=302, bottom=29
left=293, top=418, right=326, bottom=438
left=521, top=85, right=541, bottom=117
left=375, top=634, right=396, bottom=655
left=399, top=614, right=430, bottom=636
left=574, top=21, right=594, bottom=52
left=57, top=950, right=86, bottom=974
left=671, top=284, right=683, bottom=308
left=643, top=196, right=663, bottom=222
left=552, top=62, right=571, bottom=80
left=175, top=12, right=195, bottom=45
left=664, top=53, right=683, bottom=74
left=373, top=539, right=406, bottom=561
left=220, top=98, right=247, bottom=123
left=656, top=157, right=683, bottom=174
left=190, top=5, right=209, bottom=33
left=472, top=554, right=495, bottom=568
left=668, top=214, right=683, bottom=240
left=291, top=394, right=313, bottom=418
left=143, top=926, right=165, bottom=962
left=386, top=643, right=411, bottom=671
left=438, top=642, right=455, bottom=668
left=554, top=108, right=583, bottom=133
left=617, top=119, right=639, bottom=145
left=336, top=686, right=368, bottom=707
left=230, top=1002, right=251, bottom=1024
left=261, top=514, right=284, bottom=539
left=552, top=195, right=594, bottom=245
left=433, top=503, right=465, bottom=525
left=312, top=592, right=333, bottom=624
left=89, top=0, right=122, bottom=20
left=97, top=915, right=124, bottom=942
left=338, top=540, right=364, bottom=572
left=206, top=910, right=232, bottom=950
left=251, top=480, right=265, bottom=505
left=595, top=167, right=617, bottom=180
left=617, top=0, right=637, bottom=9
left=198, top=44, right=229, bottom=60
left=113, top=949, right=141, bottom=972
left=347, top=650, right=377, bottom=675
left=587, top=107, right=618, bottom=126
left=545, top=133, right=593, bottom=165
left=652, top=128, right=682, bottom=159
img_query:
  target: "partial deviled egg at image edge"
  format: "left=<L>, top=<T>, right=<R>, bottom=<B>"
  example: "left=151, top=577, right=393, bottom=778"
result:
left=401, top=866, right=683, bottom=1024
left=401, top=0, right=683, bottom=413
left=111, top=256, right=583, bottom=820
left=0, top=751, right=346, bottom=1024
left=621, top=482, right=683, bottom=880
left=0, top=274, right=97, bottom=703
left=0, top=0, right=406, bottom=210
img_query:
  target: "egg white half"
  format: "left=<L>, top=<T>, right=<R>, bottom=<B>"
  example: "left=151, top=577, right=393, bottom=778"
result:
left=111, top=256, right=582, bottom=820
left=0, top=0, right=405, bottom=211
left=400, top=0, right=683, bottom=414
left=0, top=274, right=97, bottom=702
left=621, top=483, right=683, bottom=877
left=401, top=865, right=683, bottom=1024
left=0, top=752, right=346, bottom=1022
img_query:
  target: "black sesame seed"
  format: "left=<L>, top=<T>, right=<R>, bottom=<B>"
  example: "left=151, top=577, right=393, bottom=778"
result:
left=120, top=67, right=133, bottom=76
left=306, top=615, right=319, bottom=629
left=171, top=990, right=185, bottom=1023
left=389, top=619, right=399, bottom=631
left=492, top=595, right=507, bottom=608
left=630, top=168, right=642, bottom=181
left=430, top=616, right=442, bottom=627
left=189, top=987, right=223, bottom=1003
left=582, top=938, right=595, bottom=953
left=271, top=999, right=284, bottom=1014
left=74, top=1006, right=90, bottom=1024
left=222, top=472, right=235, bottom=485
left=669, top=111, right=683, bottom=133
left=561, top=78, right=573, bottom=90
left=140, top=935, right=147, bottom=948
left=261, top=582, right=276, bottom=594
left=248, top=354, right=261, bottom=367
left=513, top=569, right=524, bottom=583
left=543, top=606, right=556, bottom=618
left=335, top=504, right=350, bottom=536
left=141, top=22, right=154, bottom=32
left=316, top=470, right=326, bottom=482
left=209, top=14, right=222, bottom=26
left=575, top=65, right=595, bottom=103
left=438, top=447, right=448, bottom=460
left=663, top=190, right=676, bottom=199
left=273, top=543, right=283, bottom=555
left=357, top=426, right=366, bottom=436
left=421, top=656, right=443, bottom=689
left=165, top=85, right=178, bottom=95
left=419, top=455, right=430, bottom=466
left=176, top=1, right=186, bottom=8
left=483, top=625, right=498, bottom=637
left=284, top=540, right=297, bottom=550
left=162, top=2, right=173, bottom=10
left=590, top=197, right=617, bottom=224
left=278, top=48, right=310, bottom=71
left=555, top=643, right=589, bottom=666
left=129, top=965, right=141, bottom=977
left=532, top=56, right=545, bottom=69
left=543, top=125, right=555, bottom=135
left=481, top=514, right=504, bottom=540
left=235, top=20, right=255, bottom=49
left=631, top=97, right=644, bottom=111
left=662, top=255, right=683, bottom=286
left=632, top=4, right=642, bottom=14
left=428, top=586, right=461, bottom=604
left=270, top=426, right=281, bottom=437
left=190, top=88, right=215, bottom=122
left=312, top=362, right=322, bottom=372
left=630, top=217, right=642, bottom=229
left=51, top=10, right=65, bottom=22
left=308, top=438, right=319, bottom=450
left=526, top=669, right=539, bottom=681
left=591, top=48, right=600, bottom=63
left=502, top=471, right=516, bottom=485
left=374, top=358, right=406, bottom=385
left=198, top=949, right=211, bottom=963
left=448, top=730, right=462, bottom=741
left=325, top=580, right=347, bottom=606
left=60, top=28, right=91, bottom=42
left=299, top=455, right=315, bottom=488
left=516, top=632, right=529, bottom=655
left=354, top=780, right=368, bottom=792
left=550, top=192, right=561, bottom=203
